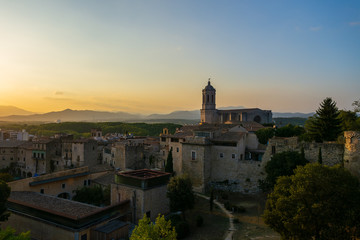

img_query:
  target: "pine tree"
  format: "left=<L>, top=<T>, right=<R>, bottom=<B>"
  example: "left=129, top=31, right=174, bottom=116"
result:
left=306, top=97, right=342, bottom=142
left=165, top=149, right=174, bottom=173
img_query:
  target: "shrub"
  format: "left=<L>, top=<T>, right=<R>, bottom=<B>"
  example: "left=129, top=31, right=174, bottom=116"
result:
left=233, top=205, right=246, bottom=213
left=224, top=201, right=231, bottom=210
left=196, top=215, right=204, bottom=227
left=175, top=221, right=190, bottom=239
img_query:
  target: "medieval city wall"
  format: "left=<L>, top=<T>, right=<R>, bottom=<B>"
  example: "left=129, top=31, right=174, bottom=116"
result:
left=261, top=137, right=344, bottom=170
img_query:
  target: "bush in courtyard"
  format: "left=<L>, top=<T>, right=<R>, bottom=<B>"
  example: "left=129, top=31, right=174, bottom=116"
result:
left=175, top=221, right=190, bottom=239
left=196, top=215, right=204, bottom=227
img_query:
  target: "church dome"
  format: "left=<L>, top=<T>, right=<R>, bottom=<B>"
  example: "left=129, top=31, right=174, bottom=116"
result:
left=204, top=80, right=215, bottom=91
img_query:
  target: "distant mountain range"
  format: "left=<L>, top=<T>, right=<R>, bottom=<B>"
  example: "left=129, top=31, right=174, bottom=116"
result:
left=0, top=106, right=34, bottom=117
left=0, top=105, right=314, bottom=123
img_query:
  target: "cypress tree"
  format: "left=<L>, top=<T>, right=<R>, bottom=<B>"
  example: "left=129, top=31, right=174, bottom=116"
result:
left=300, top=147, right=305, bottom=161
left=318, top=147, right=322, bottom=164
left=165, top=149, right=174, bottom=173
left=209, top=189, right=214, bottom=211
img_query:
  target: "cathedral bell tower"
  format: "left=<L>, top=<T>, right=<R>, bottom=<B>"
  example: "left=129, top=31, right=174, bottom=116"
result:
left=201, top=79, right=218, bottom=123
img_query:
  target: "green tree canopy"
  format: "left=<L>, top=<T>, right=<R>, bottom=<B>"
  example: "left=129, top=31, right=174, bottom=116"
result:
left=0, top=173, right=14, bottom=183
left=275, top=124, right=305, bottom=138
left=130, top=214, right=177, bottom=240
left=0, top=227, right=30, bottom=240
left=353, top=99, right=360, bottom=113
left=305, top=97, right=342, bottom=142
left=167, top=175, right=195, bottom=213
left=165, top=149, right=174, bottom=173
left=255, top=128, right=275, bottom=144
left=0, top=180, right=11, bottom=222
left=339, top=110, right=360, bottom=131
left=264, top=163, right=360, bottom=240
left=259, top=151, right=308, bottom=191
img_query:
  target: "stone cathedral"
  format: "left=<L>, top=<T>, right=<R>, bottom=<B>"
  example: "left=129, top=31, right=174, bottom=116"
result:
left=200, top=80, right=273, bottom=124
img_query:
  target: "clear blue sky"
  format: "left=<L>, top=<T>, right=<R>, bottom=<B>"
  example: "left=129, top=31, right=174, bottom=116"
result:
left=0, top=0, right=359, bottom=114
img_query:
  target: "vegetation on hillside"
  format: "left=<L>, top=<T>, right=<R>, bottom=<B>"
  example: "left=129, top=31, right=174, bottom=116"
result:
left=0, top=122, right=182, bottom=138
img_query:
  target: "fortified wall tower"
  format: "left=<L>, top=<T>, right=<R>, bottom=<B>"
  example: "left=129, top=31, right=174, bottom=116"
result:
left=344, top=131, right=360, bottom=178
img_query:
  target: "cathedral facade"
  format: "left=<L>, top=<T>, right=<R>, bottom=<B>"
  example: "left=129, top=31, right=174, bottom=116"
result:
left=200, top=81, right=273, bottom=124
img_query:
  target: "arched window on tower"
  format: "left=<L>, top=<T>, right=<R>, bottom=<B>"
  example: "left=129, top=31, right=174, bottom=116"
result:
left=211, top=95, right=214, bottom=103
left=207, top=95, right=209, bottom=103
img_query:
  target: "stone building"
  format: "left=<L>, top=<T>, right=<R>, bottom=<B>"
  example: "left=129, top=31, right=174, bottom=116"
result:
left=111, top=169, right=171, bottom=223
left=71, top=139, right=98, bottom=168
left=8, top=166, right=110, bottom=199
left=161, top=123, right=267, bottom=193
left=0, top=141, right=24, bottom=170
left=110, top=139, right=145, bottom=170
left=201, top=80, right=272, bottom=124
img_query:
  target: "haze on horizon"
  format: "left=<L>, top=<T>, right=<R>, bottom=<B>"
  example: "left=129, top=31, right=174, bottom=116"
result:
left=0, top=0, right=359, bottom=115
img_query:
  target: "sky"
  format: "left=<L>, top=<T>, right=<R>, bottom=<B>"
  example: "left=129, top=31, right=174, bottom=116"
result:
left=0, top=0, right=359, bottom=114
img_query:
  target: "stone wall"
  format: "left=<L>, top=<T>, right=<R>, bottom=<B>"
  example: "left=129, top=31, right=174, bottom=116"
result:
left=261, top=137, right=344, bottom=170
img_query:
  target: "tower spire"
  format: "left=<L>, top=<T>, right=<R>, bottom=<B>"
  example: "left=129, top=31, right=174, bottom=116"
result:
left=208, top=78, right=211, bottom=85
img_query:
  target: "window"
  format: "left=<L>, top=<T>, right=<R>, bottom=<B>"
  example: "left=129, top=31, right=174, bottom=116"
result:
left=271, top=146, right=276, bottom=155
left=81, top=234, right=87, bottom=240
left=87, top=180, right=91, bottom=186
left=219, top=153, right=224, bottom=158
left=40, top=189, right=44, bottom=194
left=41, top=153, right=44, bottom=159
left=240, top=154, right=243, bottom=160
left=232, top=154, right=236, bottom=159
left=161, top=137, right=166, bottom=142
left=176, top=147, right=179, bottom=153
left=146, top=211, right=151, bottom=218
left=162, top=151, right=165, bottom=156
left=191, top=151, right=196, bottom=160
left=84, top=180, right=87, bottom=186
left=62, top=183, right=66, bottom=189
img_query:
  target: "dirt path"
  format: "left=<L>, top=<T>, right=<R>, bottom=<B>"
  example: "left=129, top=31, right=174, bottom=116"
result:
left=195, top=193, right=236, bottom=240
